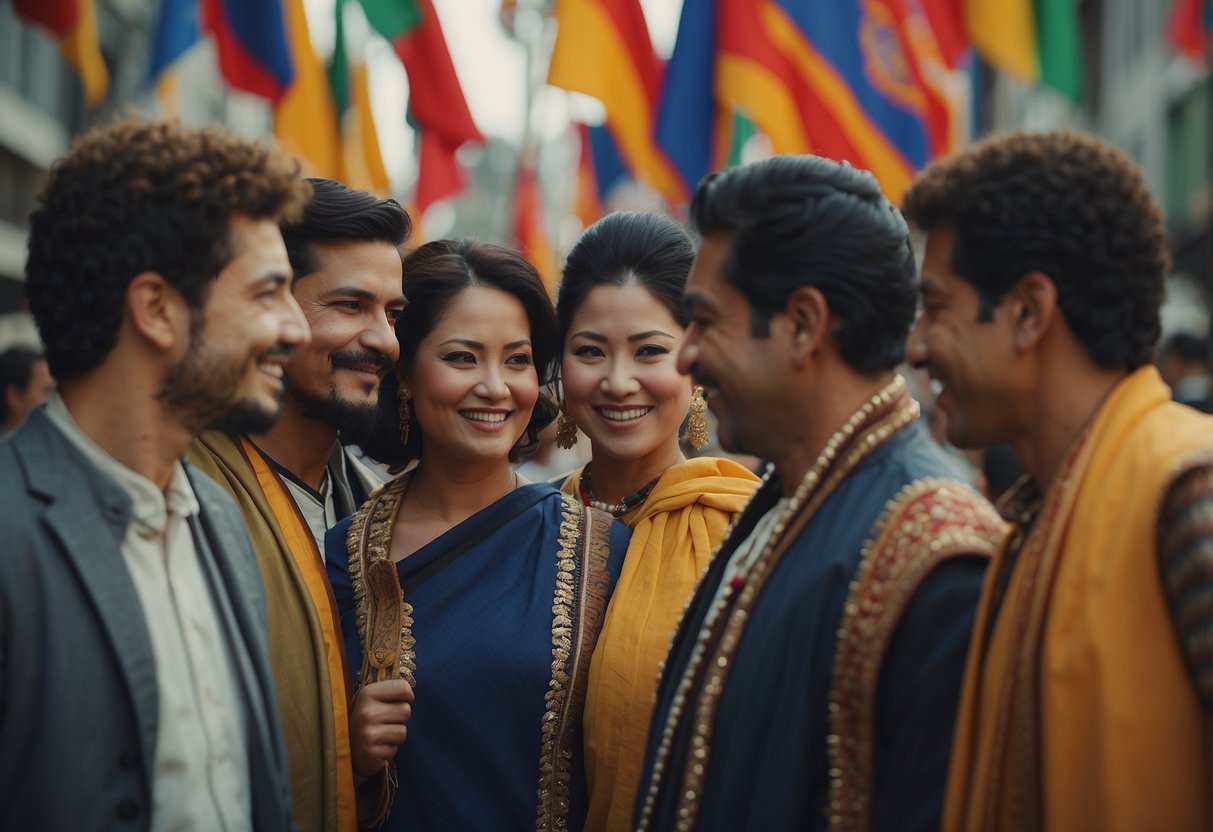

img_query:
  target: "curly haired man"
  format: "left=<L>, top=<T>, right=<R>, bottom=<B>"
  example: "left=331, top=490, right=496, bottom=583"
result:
left=904, top=130, right=1213, bottom=830
left=0, top=117, right=310, bottom=831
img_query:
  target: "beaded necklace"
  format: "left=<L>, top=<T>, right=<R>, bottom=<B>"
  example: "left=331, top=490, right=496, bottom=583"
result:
left=578, top=463, right=660, bottom=517
left=636, top=375, right=919, bottom=831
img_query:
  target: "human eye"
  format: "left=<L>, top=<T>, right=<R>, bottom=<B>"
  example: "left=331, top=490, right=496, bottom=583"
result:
left=572, top=344, right=604, bottom=358
left=442, top=351, right=476, bottom=364
left=506, top=352, right=533, bottom=367
left=636, top=344, right=671, bottom=359
left=386, top=307, right=404, bottom=322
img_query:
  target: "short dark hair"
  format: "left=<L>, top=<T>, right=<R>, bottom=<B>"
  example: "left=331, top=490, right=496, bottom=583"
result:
left=0, top=347, right=45, bottom=423
left=25, top=116, right=311, bottom=381
left=690, top=154, right=917, bottom=373
left=363, top=240, right=560, bottom=469
left=901, top=130, right=1169, bottom=370
left=281, top=178, right=412, bottom=278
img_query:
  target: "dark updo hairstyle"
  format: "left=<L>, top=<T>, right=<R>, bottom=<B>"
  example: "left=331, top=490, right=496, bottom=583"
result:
left=556, top=211, right=695, bottom=341
left=363, top=239, right=561, bottom=470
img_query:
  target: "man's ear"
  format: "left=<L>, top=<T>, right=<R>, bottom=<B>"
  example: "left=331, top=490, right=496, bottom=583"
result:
left=784, top=285, right=831, bottom=368
left=124, top=272, right=188, bottom=351
left=1004, top=271, right=1057, bottom=352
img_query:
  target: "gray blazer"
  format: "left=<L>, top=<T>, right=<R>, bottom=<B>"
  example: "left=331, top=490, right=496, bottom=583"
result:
left=0, top=409, right=296, bottom=831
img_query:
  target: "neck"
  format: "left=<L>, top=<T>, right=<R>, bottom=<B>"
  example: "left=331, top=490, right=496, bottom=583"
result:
left=251, top=396, right=339, bottom=489
left=58, top=369, right=191, bottom=493
left=585, top=439, right=683, bottom=506
left=1012, top=357, right=1130, bottom=489
left=772, top=368, right=899, bottom=498
left=406, top=454, right=518, bottom=523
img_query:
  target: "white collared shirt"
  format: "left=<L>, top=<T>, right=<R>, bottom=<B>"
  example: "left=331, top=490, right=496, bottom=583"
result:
left=45, top=393, right=252, bottom=831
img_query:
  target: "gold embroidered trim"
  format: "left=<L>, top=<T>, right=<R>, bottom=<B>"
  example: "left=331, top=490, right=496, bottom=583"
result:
left=638, top=376, right=919, bottom=832
left=348, top=473, right=416, bottom=687
left=826, top=479, right=1005, bottom=831
left=535, top=492, right=583, bottom=830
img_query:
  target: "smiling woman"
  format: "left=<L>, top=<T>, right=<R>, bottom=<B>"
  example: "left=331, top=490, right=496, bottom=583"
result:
left=554, top=211, right=760, bottom=831
left=325, top=239, right=630, bottom=830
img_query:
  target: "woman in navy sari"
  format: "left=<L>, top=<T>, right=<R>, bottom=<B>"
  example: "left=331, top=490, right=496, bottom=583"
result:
left=326, top=240, right=629, bottom=830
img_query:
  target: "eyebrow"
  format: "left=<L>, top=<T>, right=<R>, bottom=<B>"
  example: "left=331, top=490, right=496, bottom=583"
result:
left=322, top=286, right=406, bottom=305
left=438, top=338, right=532, bottom=350
left=570, top=329, right=677, bottom=343
left=683, top=290, right=715, bottom=312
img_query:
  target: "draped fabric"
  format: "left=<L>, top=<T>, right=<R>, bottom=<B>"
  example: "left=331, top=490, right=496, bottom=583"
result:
left=637, top=408, right=996, bottom=831
left=187, top=430, right=356, bottom=832
left=560, top=457, right=759, bottom=831
left=943, top=366, right=1213, bottom=831
left=326, top=481, right=629, bottom=830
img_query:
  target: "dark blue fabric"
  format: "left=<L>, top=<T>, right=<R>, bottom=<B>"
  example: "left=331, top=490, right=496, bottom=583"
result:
left=327, top=481, right=628, bottom=830
left=638, top=421, right=986, bottom=831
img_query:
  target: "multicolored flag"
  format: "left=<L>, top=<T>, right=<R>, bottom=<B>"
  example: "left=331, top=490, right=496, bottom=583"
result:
left=201, top=0, right=295, bottom=100
left=148, top=0, right=200, bottom=85
left=358, top=0, right=482, bottom=213
left=548, top=0, right=686, bottom=203
left=14, top=0, right=109, bottom=107
left=273, top=0, right=343, bottom=179
left=1168, top=0, right=1213, bottom=63
left=513, top=164, right=558, bottom=295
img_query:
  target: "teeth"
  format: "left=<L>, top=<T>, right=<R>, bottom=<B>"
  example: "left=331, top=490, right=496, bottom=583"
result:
left=462, top=410, right=508, bottom=423
left=259, top=363, right=283, bottom=378
left=600, top=407, right=650, bottom=422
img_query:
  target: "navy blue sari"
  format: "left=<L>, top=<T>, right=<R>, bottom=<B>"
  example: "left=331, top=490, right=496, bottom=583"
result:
left=327, top=480, right=628, bottom=830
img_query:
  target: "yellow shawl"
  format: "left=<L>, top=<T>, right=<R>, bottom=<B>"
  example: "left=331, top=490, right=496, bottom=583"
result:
left=562, top=457, right=760, bottom=832
left=943, top=366, right=1213, bottom=831
left=188, top=430, right=355, bottom=832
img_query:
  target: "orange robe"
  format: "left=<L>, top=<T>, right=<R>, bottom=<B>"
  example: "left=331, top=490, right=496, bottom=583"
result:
left=563, top=457, right=760, bottom=832
left=943, top=366, right=1213, bottom=830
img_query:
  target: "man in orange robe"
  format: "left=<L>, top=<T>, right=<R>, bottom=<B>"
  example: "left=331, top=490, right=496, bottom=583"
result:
left=904, top=130, right=1213, bottom=830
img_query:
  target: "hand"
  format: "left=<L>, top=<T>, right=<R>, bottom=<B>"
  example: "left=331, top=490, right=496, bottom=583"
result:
left=350, top=678, right=414, bottom=779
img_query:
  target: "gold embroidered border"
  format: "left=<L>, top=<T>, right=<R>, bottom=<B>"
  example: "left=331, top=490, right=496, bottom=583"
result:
left=347, top=473, right=416, bottom=688
left=535, top=492, right=583, bottom=831
left=640, top=378, right=920, bottom=832
left=826, top=479, right=1006, bottom=831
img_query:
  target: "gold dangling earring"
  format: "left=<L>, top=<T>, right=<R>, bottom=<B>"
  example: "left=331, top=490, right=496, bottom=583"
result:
left=554, top=402, right=578, bottom=449
left=397, top=384, right=411, bottom=446
left=687, top=386, right=709, bottom=450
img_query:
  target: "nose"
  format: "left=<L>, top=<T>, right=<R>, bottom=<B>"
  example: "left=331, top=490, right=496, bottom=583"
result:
left=279, top=292, right=311, bottom=349
left=905, top=311, right=927, bottom=370
left=476, top=364, right=509, bottom=401
left=601, top=359, right=640, bottom=397
left=362, top=309, right=400, bottom=361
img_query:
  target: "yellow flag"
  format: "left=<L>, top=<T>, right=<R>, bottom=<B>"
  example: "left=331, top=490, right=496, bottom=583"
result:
left=965, top=0, right=1039, bottom=83
left=274, top=0, right=342, bottom=179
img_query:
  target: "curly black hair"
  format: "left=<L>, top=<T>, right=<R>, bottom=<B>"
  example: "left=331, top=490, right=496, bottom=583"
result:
left=901, top=129, right=1169, bottom=370
left=690, top=154, right=917, bottom=373
left=25, top=116, right=311, bottom=380
left=361, top=239, right=561, bottom=470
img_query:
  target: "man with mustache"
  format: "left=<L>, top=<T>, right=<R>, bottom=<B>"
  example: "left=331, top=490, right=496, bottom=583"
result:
left=190, top=178, right=410, bottom=832
left=1, top=117, right=310, bottom=830
left=904, top=131, right=1213, bottom=830
left=634, top=155, right=1006, bottom=831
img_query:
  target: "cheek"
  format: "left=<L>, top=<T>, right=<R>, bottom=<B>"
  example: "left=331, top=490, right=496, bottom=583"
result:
left=559, top=359, right=598, bottom=407
left=510, top=370, right=541, bottom=413
left=646, top=367, right=693, bottom=413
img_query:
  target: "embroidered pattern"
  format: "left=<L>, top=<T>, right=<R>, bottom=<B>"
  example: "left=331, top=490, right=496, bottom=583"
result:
left=827, top=479, right=1005, bottom=830
left=638, top=377, right=920, bottom=832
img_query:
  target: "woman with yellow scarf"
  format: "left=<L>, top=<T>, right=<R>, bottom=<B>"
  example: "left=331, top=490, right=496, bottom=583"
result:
left=556, top=212, right=760, bottom=831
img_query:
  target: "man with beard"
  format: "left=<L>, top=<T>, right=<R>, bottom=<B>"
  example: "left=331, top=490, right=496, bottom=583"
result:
left=189, top=178, right=410, bottom=832
left=0, top=117, right=309, bottom=829
left=633, top=155, right=1006, bottom=831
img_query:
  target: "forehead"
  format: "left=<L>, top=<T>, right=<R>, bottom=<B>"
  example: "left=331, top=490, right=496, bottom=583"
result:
left=428, top=285, right=531, bottom=338
left=686, top=234, right=743, bottom=308
left=214, top=216, right=289, bottom=285
left=296, top=239, right=404, bottom=297
left=569, top=283, right=681, bottom=332
left=919, top=224, right=960, bottom=291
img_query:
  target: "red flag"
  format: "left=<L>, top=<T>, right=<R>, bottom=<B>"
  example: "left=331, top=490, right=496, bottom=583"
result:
left=513, top=165, right=557, bottom=295
left=1168, top=0, right=1208, bottom=62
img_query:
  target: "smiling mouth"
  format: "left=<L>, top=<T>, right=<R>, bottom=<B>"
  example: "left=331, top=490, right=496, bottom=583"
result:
left=461, top=410, right=510, bottom=423
left=597, top=406, right=653, bottom=422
